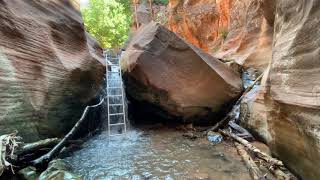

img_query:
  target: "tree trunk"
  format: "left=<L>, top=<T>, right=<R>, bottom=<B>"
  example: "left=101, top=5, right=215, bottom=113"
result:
left=134, top=0, right=139, bottom=29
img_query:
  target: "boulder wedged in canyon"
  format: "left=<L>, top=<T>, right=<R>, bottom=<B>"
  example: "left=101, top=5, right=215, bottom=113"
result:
left=240, top=1, right=320, bottom=179
left=167, top=0, right=273, bottom=71
left=0, top=0, right=105, bottom=142
left=121, top=22, right=242, bottom=123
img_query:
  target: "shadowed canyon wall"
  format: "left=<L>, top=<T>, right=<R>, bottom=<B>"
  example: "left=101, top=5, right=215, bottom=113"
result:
left=0, top=0, right=105, bottom=142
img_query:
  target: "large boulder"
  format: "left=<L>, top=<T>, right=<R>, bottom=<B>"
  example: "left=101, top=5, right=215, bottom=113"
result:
left=0, top=0, right=105, bottom=142
left=241, top=0, right=320, bottom=179
left=122, top=22, right=242, bottom=123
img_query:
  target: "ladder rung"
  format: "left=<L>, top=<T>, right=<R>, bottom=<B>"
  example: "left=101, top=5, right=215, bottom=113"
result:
left=109, top=123, right=125, bottom=126
left=108, top=72, right=120, bottom=74
left=109, top=104, right=123, bottom=106
left=108, top=95, right=122, bottom=97
left=109, top=113, right=124, bottom=116
left=109, top=133, right=125, bottom=137
left=107, top=80, right=122, bottom=82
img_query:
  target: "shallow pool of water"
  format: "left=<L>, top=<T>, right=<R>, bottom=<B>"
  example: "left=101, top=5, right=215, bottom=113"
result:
left=64, top=127, right=251, bottom=180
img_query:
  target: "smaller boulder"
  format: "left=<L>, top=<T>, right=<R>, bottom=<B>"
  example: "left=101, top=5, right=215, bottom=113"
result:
left=39, top=159, right=81, bottom=180
left=207, top=131, right=223, bottom=144
left=19, top=166, right=39, bottom=180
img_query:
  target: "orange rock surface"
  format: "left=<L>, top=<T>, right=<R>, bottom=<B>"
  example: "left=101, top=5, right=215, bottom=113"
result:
left=167, top=0, right=272, bottom=71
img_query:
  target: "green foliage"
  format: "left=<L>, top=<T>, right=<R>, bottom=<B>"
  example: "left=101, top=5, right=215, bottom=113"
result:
left=82, top=0, right=132, bottom=48
left=153, top=0, right=169, bottom=5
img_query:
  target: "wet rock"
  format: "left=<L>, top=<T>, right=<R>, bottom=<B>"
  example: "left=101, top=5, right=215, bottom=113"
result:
left=39, top=159, right=81, bottom=180
left=225, top=61, right=242, bottom=75
left=242, top=67, right=261, bottom=89
left=18, top=166, right=39, bottom=180
left=122, top=22, right=242, bottom=123
left=207, top=131, right=223, bottom=144
left=0, top=0, right=105, bottom=142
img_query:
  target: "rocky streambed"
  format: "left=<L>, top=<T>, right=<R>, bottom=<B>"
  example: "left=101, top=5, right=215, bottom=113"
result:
left=63, top=126, right=253, bottom=179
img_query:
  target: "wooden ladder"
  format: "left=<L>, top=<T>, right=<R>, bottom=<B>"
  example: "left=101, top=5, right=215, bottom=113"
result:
left=106, top=54, right=126, bottom=136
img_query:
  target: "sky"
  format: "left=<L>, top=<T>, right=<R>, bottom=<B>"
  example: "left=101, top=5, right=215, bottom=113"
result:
left=80, top=0, right=89, bottom=7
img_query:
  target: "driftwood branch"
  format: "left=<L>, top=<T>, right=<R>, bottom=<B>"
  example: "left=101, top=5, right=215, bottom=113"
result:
left=31, top=98, right=105, bottom=167
left=0, top=133, right=21, bottom=175
left=269, top=166, right=292, bottom=180
left=235, top=142, right=265, bottom=180
left=220, top=130, right=284, bottom=167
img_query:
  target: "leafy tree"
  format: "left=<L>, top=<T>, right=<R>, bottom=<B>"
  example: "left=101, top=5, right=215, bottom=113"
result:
left=82, top=0, right=132, bottom=48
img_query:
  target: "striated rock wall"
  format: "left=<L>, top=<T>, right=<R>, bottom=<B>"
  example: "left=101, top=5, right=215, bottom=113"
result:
left=167, top=0, right=272, bottom=71
left=241, top=1, right=320, bottom=179
left=266, top=1, right=320, bottom=178
left=0, top=0, right=105, bottom=142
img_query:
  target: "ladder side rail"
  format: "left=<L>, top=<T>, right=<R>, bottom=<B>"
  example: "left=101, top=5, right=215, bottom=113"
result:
left=106, top=55, right=111, bottom=136
left=119, top=57, right=127, bottom=134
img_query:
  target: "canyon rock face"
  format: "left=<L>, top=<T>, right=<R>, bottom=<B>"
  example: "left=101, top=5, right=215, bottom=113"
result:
left=122, top=22, right=242, bottom=123
left=241, top=1, right=320, bottom=179
left=266, top=1, right=320, bottom=178
left=167, top=0, right=273, bottom=71
left=0, top=0, right=105, bottom=142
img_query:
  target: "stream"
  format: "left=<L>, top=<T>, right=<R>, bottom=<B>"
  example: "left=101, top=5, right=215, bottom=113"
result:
left=64, top=126, right=251, bottom=179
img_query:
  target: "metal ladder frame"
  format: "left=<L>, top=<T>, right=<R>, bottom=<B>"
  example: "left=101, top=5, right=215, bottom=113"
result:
left=106, top=55, right=127, bottom=136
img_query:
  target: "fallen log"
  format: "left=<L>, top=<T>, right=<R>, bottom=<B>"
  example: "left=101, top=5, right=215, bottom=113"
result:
left=17, top=138, right=61, bottom=156
left=220, top=129, right=284, bottom=167
left=205, top=73, right=264, bottom=133
left=235, top=142, right=265, bottom=180
left=31, top=98, right=105, bottom=167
